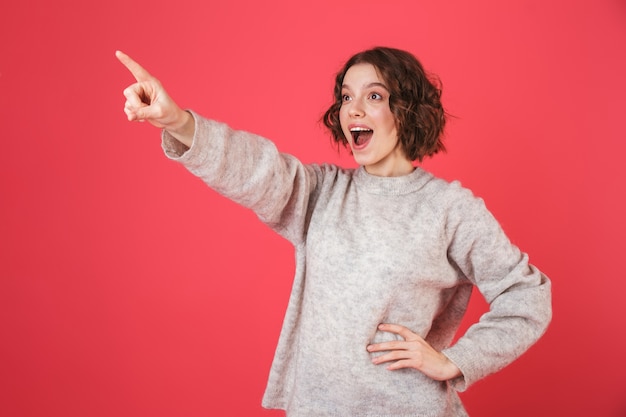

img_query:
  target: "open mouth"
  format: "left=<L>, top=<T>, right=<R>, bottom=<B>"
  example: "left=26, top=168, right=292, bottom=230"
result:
left=350, top=127, right=373, bottom=146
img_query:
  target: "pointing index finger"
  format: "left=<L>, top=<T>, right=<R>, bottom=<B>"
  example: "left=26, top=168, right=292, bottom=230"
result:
left=115, top=50, right=153, bottom=82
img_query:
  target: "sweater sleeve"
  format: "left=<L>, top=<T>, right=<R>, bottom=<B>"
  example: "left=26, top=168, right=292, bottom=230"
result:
left=161, top=111, right=320, bottom=244
left=440, top=184, right=552, bottom=391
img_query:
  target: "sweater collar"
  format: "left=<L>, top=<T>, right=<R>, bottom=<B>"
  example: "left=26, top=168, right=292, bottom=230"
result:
left=353, top=166, right=432, bottom=196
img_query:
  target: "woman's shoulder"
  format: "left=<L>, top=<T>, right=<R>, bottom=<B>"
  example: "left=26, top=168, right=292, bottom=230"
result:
left=306, top=162, right=357, bottom=182
left=419, top=169, right=484, bottom=211
left=419, top=168, right=468, bottom=194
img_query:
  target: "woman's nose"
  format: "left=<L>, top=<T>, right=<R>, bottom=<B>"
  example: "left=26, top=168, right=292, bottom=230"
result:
left=349, top=101, right=365, bottom=117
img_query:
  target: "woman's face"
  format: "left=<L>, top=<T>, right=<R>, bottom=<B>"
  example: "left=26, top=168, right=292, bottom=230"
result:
left=339, top=63, right=413, bottom=177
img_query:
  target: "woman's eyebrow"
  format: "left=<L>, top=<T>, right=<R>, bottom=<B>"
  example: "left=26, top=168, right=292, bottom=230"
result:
left=365, top=82, right=389, bottom=91
left=341, top=82, right=389, bottom=91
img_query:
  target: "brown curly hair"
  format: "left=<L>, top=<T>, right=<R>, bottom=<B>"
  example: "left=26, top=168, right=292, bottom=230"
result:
left=322, top=47, right=446, bottom=162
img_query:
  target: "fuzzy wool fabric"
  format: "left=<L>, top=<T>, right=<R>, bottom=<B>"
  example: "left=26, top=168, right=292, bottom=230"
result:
left=162, top=112, right=552, bottom=417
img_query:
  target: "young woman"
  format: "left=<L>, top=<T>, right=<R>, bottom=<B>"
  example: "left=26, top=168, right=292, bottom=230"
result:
left=117, top=47, right=551, bottom=417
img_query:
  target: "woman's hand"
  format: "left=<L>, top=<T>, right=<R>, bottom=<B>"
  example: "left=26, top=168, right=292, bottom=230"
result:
left=116, top=50, right=194, bottom=147
left=367, top=323, right=462, bottom=381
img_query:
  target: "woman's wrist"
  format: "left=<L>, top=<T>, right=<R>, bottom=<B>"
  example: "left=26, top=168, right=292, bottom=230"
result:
left=166, top=110, right=195, bottom=148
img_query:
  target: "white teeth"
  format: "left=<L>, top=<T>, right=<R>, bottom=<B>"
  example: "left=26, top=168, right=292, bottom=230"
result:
left=350, top=127, right=372, bottom=132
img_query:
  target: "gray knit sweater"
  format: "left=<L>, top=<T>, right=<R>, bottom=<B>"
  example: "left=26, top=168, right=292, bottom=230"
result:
left=162, top=112, right=552, bottom=417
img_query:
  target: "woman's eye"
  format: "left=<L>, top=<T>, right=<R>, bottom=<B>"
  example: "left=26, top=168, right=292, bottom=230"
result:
left=370, top=92, right=382, bottom=100
left=341, top=94, right=351, bottom=102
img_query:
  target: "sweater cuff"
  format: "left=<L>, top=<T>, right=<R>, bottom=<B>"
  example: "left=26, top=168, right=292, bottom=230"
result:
left=441, top=348, right=473, bottom=392
left=161, top=110, right=199, bottom=160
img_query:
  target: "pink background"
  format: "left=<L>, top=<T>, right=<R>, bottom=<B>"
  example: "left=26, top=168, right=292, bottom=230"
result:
left=1, top=0, right=625, bottom=416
